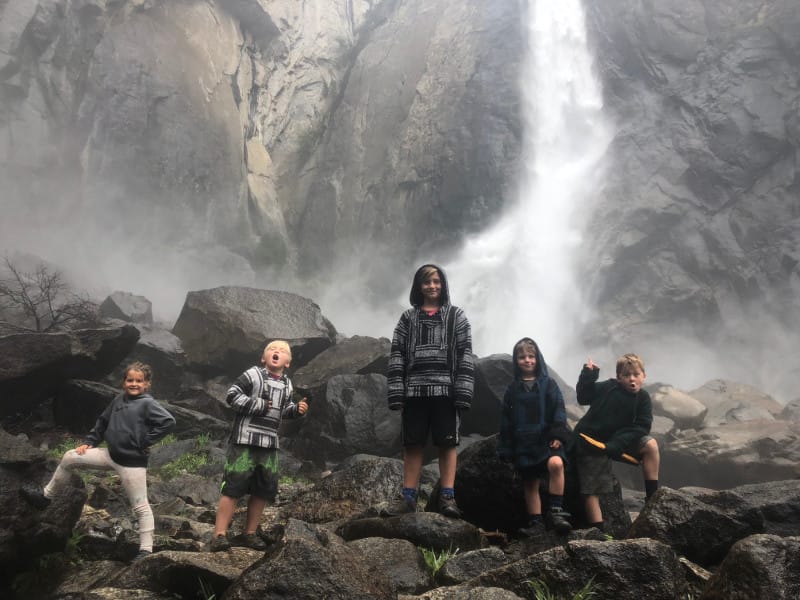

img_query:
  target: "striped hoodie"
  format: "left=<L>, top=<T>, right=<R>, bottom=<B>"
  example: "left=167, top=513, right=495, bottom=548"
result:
left=387, top=264, right=475, bottom=410
left=226, top=366, right=303, bottom=448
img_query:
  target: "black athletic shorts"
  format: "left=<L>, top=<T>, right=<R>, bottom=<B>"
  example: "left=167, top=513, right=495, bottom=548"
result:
left=401, top=397, right=460, bottom=448
left=220, top=444, right=279, bottom=501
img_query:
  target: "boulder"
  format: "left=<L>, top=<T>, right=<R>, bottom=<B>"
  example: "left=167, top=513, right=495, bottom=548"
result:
left=108, top=547, right=263, bottom=598
left=700, top=534, right=800, bottom=600
left=283, top=374, right=400, bottom=464
left=107, top=325, right=186, bottom=398
left=472, top=538, right=687, bottom=599
left=224, top=527, right=395, bottom=600
left=0, top=428, right=87, bottom=586
left=52, top=379, right=118, bottom=433
left=628, top=487, right=760, bottom=566
left=689, top=380, right=784, bottom=427
left=453, top=435, right=631, bottom=538
left=651, top=385, right=707, bottom=429
left=347, top=537, right=431, bottom=594
left=171, top=287, right=336, bottom=376
left=338, top=512, right=484, bottom=554
left=0, top=325, right=140, bottom=417
left=280, top=455, right=410, bottom=523
left=630, top=480, right=800, bottom=569
left=436, top=547, right=510, bottom=586
left=99, top=292, right=153, bottom=325
left=292, top=335, right=391, bottom=399
left=662, top=420, right=800, bottom=488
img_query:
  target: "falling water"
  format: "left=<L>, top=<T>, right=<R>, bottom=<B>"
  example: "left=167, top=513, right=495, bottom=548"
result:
left=448, top=0, right=613, bottom=368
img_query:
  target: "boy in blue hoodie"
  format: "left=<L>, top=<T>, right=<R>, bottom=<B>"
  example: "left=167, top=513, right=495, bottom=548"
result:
left=20, top=362, right=175, bottom=561
left=497, top=338, right=572, bottom=535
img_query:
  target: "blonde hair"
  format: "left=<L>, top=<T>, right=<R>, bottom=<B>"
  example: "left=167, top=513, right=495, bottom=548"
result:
left=616, top=353, right=645, bottom=376
left=264, top=340, right=292, bottom=359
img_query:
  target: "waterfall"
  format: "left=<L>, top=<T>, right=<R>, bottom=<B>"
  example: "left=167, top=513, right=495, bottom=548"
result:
left=448, top=0, right=613, bottom=367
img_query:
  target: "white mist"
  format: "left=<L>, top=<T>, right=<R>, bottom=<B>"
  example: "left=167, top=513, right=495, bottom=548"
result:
left=448, top=0, right=613, bottom=370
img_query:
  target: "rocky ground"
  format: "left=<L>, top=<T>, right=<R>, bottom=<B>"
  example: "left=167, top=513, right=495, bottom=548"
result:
left=1, top=287, right=799, bottom=598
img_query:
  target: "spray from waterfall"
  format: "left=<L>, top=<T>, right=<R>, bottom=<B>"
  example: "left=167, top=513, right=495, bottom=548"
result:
left=448, top=0, right=612, bottom=370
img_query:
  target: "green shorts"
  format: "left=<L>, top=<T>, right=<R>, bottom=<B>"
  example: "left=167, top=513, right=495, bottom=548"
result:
left=575, top=435, right=652, bottom=495
left=220, top=444, right=279, bottom=501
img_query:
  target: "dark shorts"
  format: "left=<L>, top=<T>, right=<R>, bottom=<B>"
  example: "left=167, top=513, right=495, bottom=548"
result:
left=517, top=449, right=567, bottom=482
left=220, top=444, right=279, bottom=501
left=576, top=435, right=653, bottom=495
left=401, top=397, right=460, bottom=448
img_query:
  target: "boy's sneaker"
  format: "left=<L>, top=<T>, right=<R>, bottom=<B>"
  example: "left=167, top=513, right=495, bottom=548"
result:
left=380, top=494, right=417, bottom=517
left=209, top=534, right=231, bottom=552
left=545, top=508, right=573, bottom=535
left=519, top=519, right=545, bottom=538
left=19, top=485, right=51, bottom=510
left=131, top=550, right=152, bottom=562
left=438, top=495, right=462, bottom=519
left=231, top=532, right=267, bottom=551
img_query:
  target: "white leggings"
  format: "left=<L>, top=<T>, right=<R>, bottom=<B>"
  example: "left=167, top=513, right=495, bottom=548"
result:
left=44, top=447, right=154, bottom=552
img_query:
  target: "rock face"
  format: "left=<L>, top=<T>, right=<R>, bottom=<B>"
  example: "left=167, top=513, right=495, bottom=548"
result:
left=582, top=0, right=800, bottom=395
left=2, top=0, right=798, bottom=399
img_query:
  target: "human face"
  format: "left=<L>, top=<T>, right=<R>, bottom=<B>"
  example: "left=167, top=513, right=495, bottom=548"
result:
left=516, top=350, right=537, bottom=379
left=420, top=272, right=442, bottom=306
left=123, top=369, right=150, bottom=397
left=262, top=343, right=291, bottom=375
left=617, top=368, right=646, bottom=393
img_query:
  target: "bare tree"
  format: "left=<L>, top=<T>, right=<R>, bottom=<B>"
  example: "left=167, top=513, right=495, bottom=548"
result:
left=0, top=257, right=98, bottom=332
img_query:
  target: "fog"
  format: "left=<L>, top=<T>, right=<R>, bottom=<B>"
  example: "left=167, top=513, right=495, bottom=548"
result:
left=2, top=0, right=797, bottom=405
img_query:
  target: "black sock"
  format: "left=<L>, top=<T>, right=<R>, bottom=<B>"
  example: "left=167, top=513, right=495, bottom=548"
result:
left=590, top=521, right=604, bottom=532
left=645, top=480, right=659, bottom=499
left=549, top=495, right=564, bottom=511
left=527, top=514, right=544, bottom=525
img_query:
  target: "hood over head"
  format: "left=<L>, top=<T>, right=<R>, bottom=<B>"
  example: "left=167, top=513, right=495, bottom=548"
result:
left=409, top=263, right=451, bottom=307
left=512, top=337, right=549, bottom=380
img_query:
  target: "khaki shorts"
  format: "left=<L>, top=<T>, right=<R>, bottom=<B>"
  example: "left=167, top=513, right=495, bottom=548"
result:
left=575, top=435, right=653, bottom=495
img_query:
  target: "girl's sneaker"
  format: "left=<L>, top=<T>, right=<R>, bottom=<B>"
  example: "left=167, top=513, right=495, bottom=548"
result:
left=19, top=485, right=51, bottom=510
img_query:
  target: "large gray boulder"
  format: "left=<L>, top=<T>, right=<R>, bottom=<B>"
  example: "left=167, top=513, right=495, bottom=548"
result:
left=284, top=373, right=400, bottom=465
left=453, top=435, right=631, bottom=538
left=629, top=480, right=800, bottom=567
left=472, top=538, right=688, bottom=599
left=651, top=385, right=707, bottom=430
left=700, top=534, right=800, bottom=600
left=171, top=286, right=336, bottom=376
left=0, top=325, right=140, bottom=417
left=662, top=420, right=800, bottom=488
left=99, top=292, right=153, bottom=325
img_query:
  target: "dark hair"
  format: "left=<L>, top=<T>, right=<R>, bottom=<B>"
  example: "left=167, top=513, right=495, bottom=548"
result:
left=122, top=362, right=153, bottom=385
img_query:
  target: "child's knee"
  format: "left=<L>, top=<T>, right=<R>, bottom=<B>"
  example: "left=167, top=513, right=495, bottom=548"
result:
left=547, top=455, right=565, bottom=474
left=642, top=438, right=659, bottom=456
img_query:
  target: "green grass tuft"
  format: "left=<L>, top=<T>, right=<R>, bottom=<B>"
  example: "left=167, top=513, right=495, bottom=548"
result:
left=421, top=546, right=459, bottom=577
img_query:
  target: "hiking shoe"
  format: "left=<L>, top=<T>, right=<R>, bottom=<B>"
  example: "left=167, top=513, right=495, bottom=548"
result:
left=546, top=508, right=573, bottom=535
left=209, top=534, right=231, bottom=552
left=19, top=485, right=51, bottom=510
left=131, top=550, right=152, bottom=562
left=438, top=495, right=462, bottom=519
left=231, top=532, right=267, bottom=551
left=380, top=494, right=417, bottom=517
left=519, top=519, right=545, bottom=538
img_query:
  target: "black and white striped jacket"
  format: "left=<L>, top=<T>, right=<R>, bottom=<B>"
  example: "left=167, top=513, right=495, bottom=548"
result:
left=226, top=366, right=302, bottom=448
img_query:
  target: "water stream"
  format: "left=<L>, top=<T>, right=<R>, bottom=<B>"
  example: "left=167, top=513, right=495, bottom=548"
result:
left=449, top=0, right=613, bottom=370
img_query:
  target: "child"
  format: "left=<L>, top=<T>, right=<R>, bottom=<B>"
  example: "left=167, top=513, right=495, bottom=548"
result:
left=210, top=340, right=308, bottom=551
left=384, top=264, right=474, bottom=518
left=573, top=354, right=660, bottom=533
left=20, top=362, right=176, bottom=562
left=497, top=338, right=572, bottom=536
